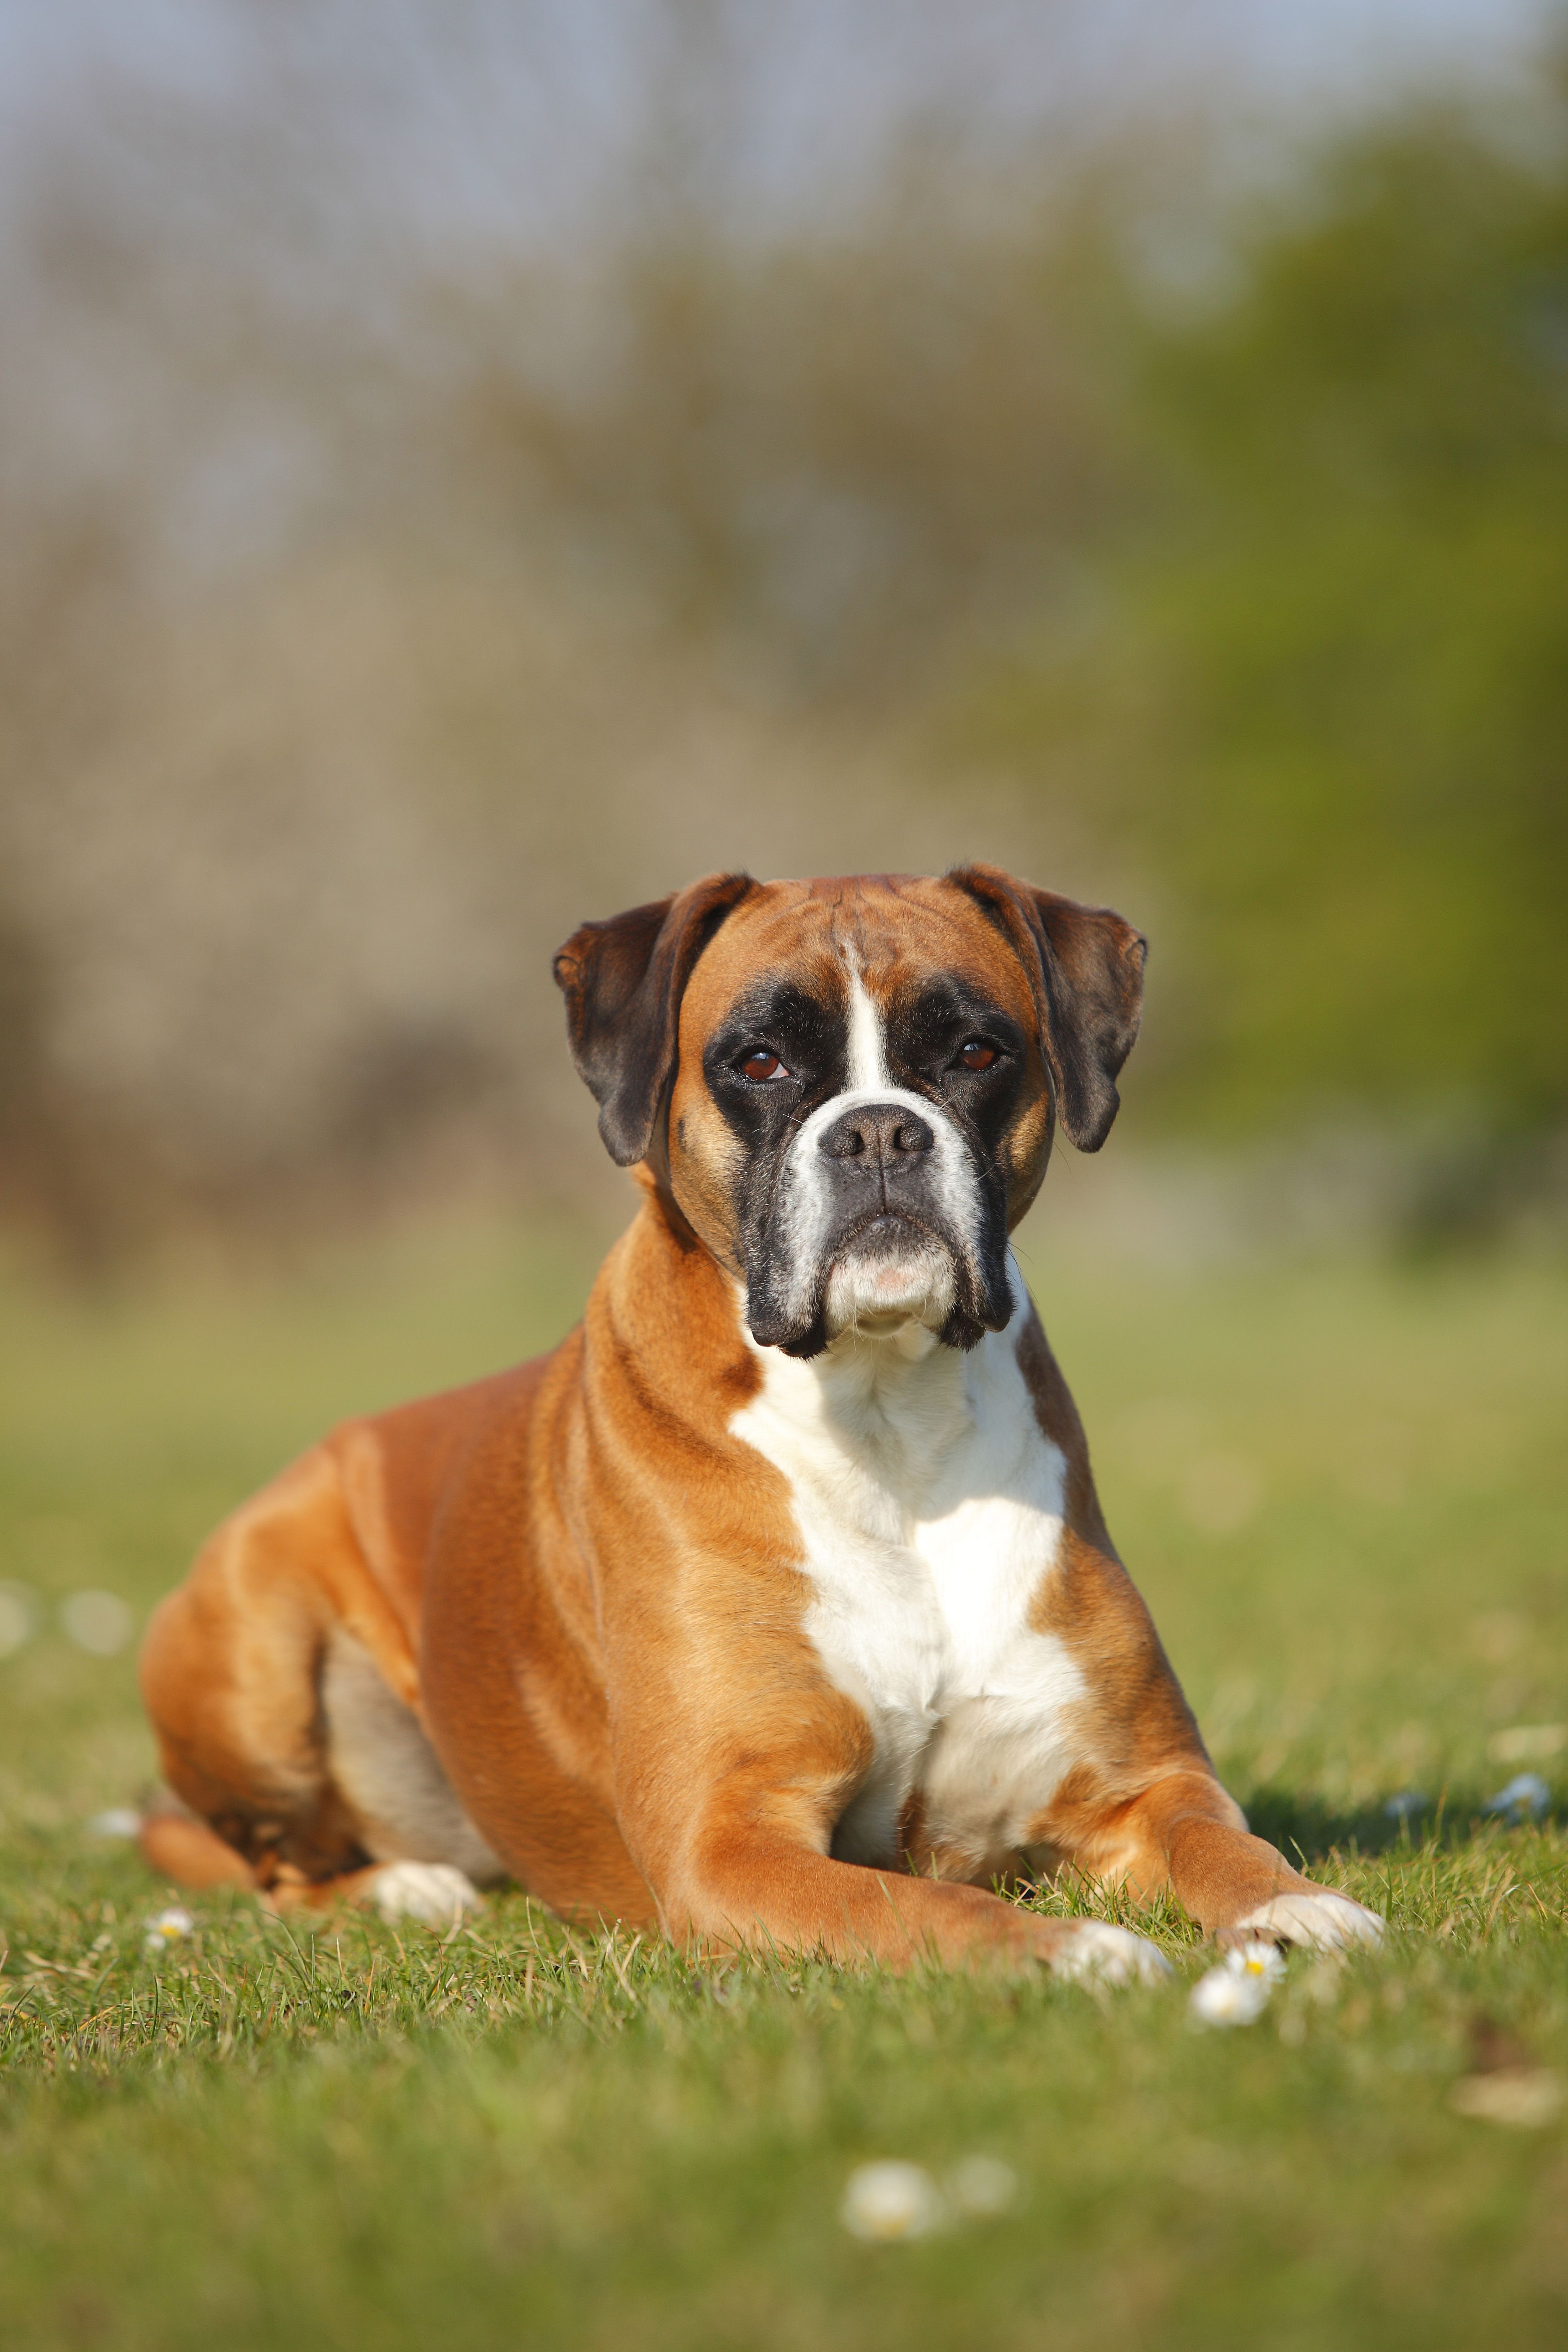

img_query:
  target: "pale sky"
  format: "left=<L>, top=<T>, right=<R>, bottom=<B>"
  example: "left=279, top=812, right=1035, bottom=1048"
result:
left=0, top=0, right=1557, bottom=248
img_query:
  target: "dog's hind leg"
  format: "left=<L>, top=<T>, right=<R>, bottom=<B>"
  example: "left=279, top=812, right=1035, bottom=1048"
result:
left=138, top=1439, right=487, bottom=1927
left=139, top=1802, right=481, bottom=1926
left=139, top=1806, right=260, bottom=1889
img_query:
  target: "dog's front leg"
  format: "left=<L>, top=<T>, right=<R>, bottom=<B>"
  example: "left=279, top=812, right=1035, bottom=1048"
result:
left=675, top=1818, right=1070, bottom=1971
left=1076, top=1769, right=1385, bottom=1954
left=622, top=1715, right=1170, bottom=1983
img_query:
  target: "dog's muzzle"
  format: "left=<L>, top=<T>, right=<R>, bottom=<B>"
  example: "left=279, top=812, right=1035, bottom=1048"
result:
left=744, top=1092, right=1013, bottom=1359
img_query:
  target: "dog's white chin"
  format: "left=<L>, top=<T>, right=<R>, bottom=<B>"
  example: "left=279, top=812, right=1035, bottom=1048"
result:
left=823, top=1233, right=955, bottom=1342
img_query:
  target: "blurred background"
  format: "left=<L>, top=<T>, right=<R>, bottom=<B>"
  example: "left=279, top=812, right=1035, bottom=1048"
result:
left=2, top=0, right=1565, bottom=1275
left=0, top=0, right=1565, bottom=1871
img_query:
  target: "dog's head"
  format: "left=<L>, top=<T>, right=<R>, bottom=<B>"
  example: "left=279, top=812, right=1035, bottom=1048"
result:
left=553, top=868, right=1145, bottom=1358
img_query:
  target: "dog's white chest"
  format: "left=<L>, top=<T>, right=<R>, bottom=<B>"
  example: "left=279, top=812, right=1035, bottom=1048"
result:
left=732, top=1310, right=1086, bottom=1877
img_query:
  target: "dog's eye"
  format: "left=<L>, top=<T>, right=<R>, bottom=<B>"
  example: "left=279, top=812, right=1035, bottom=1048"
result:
left=957, top=1039, right=998, bottom=1072
left=740, top=1050, right=789, bottom=1083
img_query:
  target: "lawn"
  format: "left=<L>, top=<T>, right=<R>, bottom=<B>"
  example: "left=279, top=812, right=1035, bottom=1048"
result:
left=1, top=1208, right=1565, bottom=2350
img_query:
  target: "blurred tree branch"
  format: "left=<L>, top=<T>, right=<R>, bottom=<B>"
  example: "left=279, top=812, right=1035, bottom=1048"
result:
left=0, top=2, right=1564, bottom=1265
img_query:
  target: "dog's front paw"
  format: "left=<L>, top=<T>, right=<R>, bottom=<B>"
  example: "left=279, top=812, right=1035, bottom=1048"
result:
left=1228, top=1890, right=1384, bottom=1953
left=368, top=1861, right=482, bottom=1928
left=1048, top=1920, right=1173, bottom=1988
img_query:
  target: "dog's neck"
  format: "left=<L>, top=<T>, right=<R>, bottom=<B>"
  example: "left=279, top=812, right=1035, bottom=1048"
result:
left=735, top=1253, right=1027, bottom=1485
left=605, top=1194, right=1034, bottom=1481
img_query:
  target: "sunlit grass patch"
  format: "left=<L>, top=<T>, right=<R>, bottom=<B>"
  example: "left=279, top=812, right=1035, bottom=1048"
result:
left=2, top=1223, right=1566, bottom=2349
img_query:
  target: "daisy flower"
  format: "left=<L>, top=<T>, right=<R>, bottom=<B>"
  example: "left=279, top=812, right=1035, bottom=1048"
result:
left=143, top=1906, right=195, bottom=1955
left=840, top=2161, right=944, bottom=2242
left=1189, top=1939, right=1284, bottom=2027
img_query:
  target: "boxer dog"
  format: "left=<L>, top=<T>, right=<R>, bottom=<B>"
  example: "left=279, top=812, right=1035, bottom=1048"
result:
left=139, top=867, right=1384, bottom=1979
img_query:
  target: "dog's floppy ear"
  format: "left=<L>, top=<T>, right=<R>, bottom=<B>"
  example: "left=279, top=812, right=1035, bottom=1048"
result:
left=553, top=871, right=754, bottom=1165
left=948, top=862, right=1147, bottom=1152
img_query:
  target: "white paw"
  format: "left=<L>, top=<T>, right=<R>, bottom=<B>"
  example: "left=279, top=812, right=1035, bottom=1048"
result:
left=1233, top=1890, right=1384, bottom=1952
left=1051, top=1921, right=1173, bottom=1988
left=369, top=1861, right=482, bottom=1928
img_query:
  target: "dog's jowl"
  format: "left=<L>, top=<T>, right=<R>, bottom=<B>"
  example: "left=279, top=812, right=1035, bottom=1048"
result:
left=138, top=868, right=1384, bottom=1971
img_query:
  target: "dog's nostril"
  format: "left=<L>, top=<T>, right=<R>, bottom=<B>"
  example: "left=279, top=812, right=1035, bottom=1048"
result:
left=820, top=1103, right=935, bottom=1162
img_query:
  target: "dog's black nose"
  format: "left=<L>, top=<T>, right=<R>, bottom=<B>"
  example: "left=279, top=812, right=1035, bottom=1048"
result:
left=820, top=1102, right=934, bottom=1162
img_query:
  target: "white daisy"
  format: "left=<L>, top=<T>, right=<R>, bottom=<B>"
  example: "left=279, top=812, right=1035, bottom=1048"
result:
left=143, top=1906, right=195, bottom=1955
left=840, top=2161, right=944, bottom=2242
left=1189, top=1940, right=1284, bottom=2027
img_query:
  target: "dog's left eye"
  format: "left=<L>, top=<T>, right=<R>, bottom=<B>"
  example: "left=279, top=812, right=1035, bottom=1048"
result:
left=956, top=1039, right=998, bottom=1072
left=740, top=1050, right=789, bottom=1083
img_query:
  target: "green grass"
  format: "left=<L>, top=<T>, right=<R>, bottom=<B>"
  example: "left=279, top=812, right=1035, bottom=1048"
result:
left=2, top=1210, right=1566, bottom=2350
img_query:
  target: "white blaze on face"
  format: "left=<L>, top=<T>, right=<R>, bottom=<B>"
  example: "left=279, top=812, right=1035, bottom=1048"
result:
left=766, top=947, right=985, bottom=1341
left=843, top=960, right=890, bottom=1092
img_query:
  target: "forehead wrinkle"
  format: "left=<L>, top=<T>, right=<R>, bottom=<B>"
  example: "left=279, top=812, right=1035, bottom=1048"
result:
left=679, top=891, right=836, bottom=1029
left=714, top=966, right=839, bottom=1042
left=830, top=878, right=995, bottom=972
left=683, top=874, right=1034, bottom=1039
left=852, top=937, right=1034, bottom=1031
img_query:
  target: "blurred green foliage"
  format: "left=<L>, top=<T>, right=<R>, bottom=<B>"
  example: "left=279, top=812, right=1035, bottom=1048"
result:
left=4, top=31, right=1566, bottom=1257
left=956, top=86, right=1568, bottom=1150
left=484, top=63, right=1568, bottom=1179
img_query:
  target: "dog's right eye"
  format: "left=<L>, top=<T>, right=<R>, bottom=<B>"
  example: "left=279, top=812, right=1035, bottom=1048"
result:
left=740, top=1050, right=789, bottom=1083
